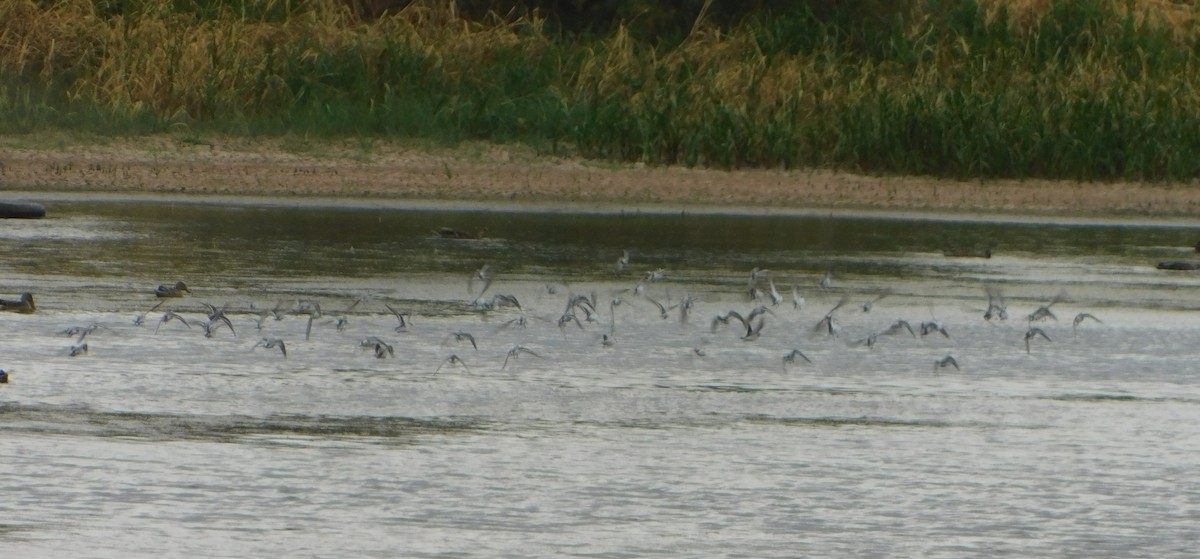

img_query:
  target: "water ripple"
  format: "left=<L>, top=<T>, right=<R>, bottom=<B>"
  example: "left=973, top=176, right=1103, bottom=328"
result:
left=0, top=403, right=484, bottom=442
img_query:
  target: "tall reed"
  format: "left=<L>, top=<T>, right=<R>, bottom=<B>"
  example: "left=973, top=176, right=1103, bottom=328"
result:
left=1, top=0, right=1199, bottom=181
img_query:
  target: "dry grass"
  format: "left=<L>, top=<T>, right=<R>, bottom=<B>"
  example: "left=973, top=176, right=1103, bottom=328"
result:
left=2, top=0, right=1200, bottom=180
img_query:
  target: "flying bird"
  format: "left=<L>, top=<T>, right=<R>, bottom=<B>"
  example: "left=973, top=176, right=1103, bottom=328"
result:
left=133, top=301, right=164, bottom=326
left=155, top=311, right=192, bottom=334
left=1072, top=312, right=1102, bottom=336
left=436, top=354, right=470, bottom=374
left=253, top=337, right=287, bottom=357
left=782, top=349, right=813, bottom=370
left=503, top=345, right=542, bottom=370
left=1024, top=327, right=1052, bottom=354
left=934, top=355, right=960, bottom=372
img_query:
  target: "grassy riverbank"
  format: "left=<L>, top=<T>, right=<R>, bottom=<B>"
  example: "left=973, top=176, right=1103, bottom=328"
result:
left=2, top=0, right=1200, bottom=182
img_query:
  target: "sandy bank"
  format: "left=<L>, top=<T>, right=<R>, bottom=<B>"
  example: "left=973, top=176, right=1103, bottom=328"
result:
left=1, top=134, right=1198, bottom=218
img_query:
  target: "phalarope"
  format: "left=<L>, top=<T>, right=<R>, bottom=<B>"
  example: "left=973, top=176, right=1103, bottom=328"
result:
left=782, top=349, right=813, bottom=369
left=1024, top=327, right=1052, bottom=353
left=253, top=337, right=287, bottom=357
left=503, top=345, right=542, bottom=370
left=934, top=355, right=960, bottom=372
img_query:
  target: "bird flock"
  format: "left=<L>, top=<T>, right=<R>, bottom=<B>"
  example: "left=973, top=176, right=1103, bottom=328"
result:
left=0, top=246, right=1110, bottom=384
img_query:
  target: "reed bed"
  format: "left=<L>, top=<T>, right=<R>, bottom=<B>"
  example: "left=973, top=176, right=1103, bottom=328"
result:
left=2, top=0, right=1199, bottom=181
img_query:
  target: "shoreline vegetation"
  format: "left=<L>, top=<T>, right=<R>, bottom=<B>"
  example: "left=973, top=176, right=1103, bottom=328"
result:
left=1, top=0, right=1200, bottom=215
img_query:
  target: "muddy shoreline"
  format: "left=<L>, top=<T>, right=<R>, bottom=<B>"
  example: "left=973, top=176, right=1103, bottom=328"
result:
left=2, top=135, right=1199, bottom=218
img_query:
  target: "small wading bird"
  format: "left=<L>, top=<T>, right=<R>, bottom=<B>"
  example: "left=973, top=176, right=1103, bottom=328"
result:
left=983, top=287, right=1009, bottom=322
left=851, top=333, right=878, bottom=349
left=881, top=319, right=917, bottom=338
left=746, top=267, right=769, bottom=301
left=249, top=312, right=271, bottom=331
left=644, top=295, right=676, bottom=320
left=819, top=271, right=834, bottom=289
left=474, top=293, right=522, bottom=312
left=792, top=286, right=806, bottom=311
left=711, top=310, right=747, bottom=333
left=557, top=311, right=584, bottom=337
left=61, top=323, right=101, bottom=344
left=447, top=331, right=478, bottom=350
left=469, top=264, right=494, bottom=300
left=202, top=302, right=238, bottom=337
left=291, top=300, right=321, bottom=340
left=203, top=314, right=237, bottom=339
left=679, top=294, right=696, bottom=323
left=782, top=349, right=813, bottom=370
left=814, top=298, right=849, bottom=336
left=741, top=317, right=767, bottom=341
left=492, top=294, right=522, bottom=310
left=360, top=336, right=394, bottom=358
left=436, top=354, right=470, bottom=374
left=564, top=293, right=597, bottom=322
left=327, top=316, right=350, bottom=332
left=133, top=301, right=164, bottom=326
left=920, top=319, right=950, bottom=338
left=155, top=281, right=190, bottom=298
left=268, top=301, right=289, bottom=321
left=615, top=250, right=632, bottom=273
left=1073, top=312, right=1102, bottom=336
left=862, top=292, right=888, bottom=313
left=155, top=311, right=192, bottom=334
left=644, top=269, right=667, bottom=283
left=767, top=279, right=784, bottom=306
left=0, top=293, right=36, bottom=314
left=252, top=337, right=287, bottom=357
left=934, top=355, right=960, bottom=372
left=745, top=305, right=775, bottom=323
left=1024, top=327, right=1052, bottom=354
left=385, top=304, right=412, bottom=333
left=503, top=345, right=542, bottom=370
left=711, top=306, right=773, bottom=336
left=608, top=298, right=624, bottom=334
left=855, top=319, right=917, bottom=349
left=1027, top=293, right=1066, bottom=322
left=498, top=315, right=529, bottom=330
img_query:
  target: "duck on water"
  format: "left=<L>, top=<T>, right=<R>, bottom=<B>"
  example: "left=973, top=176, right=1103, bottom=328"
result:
left=155, top=281, right=191, bottom=298
left=0, top=293, right=35, bottom=313
left=0, top=201, right=46, bottom=219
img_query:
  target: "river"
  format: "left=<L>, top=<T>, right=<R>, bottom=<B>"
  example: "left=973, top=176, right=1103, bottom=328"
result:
left=1, top=196, right=1199, bottom=557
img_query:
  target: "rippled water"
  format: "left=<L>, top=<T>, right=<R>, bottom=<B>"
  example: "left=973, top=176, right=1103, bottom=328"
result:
left=2, top=196, right=1199, bottom=557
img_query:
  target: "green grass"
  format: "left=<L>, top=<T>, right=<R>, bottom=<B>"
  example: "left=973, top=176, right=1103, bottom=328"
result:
left=2, top=0, right=1199, bottom=181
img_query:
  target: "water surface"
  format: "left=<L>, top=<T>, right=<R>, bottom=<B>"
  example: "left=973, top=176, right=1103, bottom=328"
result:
left=1, top=198, right=1199, bottom=557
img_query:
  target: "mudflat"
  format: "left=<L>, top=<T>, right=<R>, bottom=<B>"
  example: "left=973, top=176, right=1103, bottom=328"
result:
left=2, top=134, right=1198, bottom=217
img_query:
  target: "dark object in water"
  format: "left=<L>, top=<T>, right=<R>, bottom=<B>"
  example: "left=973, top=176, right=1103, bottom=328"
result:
left=435, top=227, right=487, bottom=240
left=155, top=281, right=191, bottom=297
left=1157, top=260, right=1200, bottom=270
left=0, top=293, right=35, bottom=313
left=0, top=370, right=8, bottom=384
left=0, top=201, right=46, bottom=219
left=943, top=247, right=992, bottom=258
